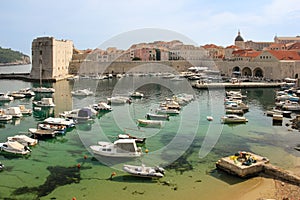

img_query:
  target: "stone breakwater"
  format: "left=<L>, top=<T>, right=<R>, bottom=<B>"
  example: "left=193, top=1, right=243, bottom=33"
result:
left=216, top=152, right=300, bottom=186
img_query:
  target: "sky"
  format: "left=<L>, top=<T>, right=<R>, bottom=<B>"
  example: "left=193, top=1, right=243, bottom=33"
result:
left=0, top=0, right=299, bottom=55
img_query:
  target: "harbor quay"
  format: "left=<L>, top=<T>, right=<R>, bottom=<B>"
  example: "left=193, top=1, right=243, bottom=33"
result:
left=191, top=81, right=286, bottom=89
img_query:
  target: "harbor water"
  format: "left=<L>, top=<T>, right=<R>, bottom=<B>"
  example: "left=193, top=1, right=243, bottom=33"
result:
left=0, top=65, right=300, bottom=199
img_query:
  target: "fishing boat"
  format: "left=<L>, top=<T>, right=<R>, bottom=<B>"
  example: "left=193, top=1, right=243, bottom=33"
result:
left=221, top=114, right=248, bottom=124
left=146, top=113, right=169, bottom=121
left=7, top=135, right=38, bottom=146
left=90, top=139, right=142, bottom=158
left=71, top=88, right=93, bottom=97
left=123, top=164, right=165, bottom=178
left=156, top=107, right=180, bottom=115
left=137, top=119, right=163, bottom=128
left=28, top=128, right=57, bottom=138
left=0, top=141, right=31, bottom=155
left=33, top=98, right=55, bottom=107
left=118, top=134, right=146, bottom=144
left=38, top=123, right=67, bottom=134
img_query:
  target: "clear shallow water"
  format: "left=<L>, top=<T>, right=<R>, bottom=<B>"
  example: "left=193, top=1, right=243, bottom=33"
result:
left=0, top=75, right=299, bottom=199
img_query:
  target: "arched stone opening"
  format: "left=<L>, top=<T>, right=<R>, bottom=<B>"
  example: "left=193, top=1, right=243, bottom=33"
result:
left=232, top=66, right=241, bottom=76
left=253, top=67, right=264, bottom=77
left=242, top=67, right=252, bottom=77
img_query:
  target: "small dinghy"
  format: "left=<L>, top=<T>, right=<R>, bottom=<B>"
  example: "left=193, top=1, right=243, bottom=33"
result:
left=123, top=164, right=165, bottom=178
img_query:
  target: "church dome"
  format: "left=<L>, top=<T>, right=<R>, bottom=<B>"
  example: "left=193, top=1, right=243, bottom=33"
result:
left=235, top=31, right=244, bottom=41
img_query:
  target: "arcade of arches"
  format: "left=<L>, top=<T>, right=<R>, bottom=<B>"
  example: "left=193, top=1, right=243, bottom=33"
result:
left=232, top=66, right=263, bottom=77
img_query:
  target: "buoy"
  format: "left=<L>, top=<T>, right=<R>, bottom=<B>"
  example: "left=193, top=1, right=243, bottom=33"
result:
left=77, top=163, right=81, bottom=169
left=145, top=149, right=149, bottom=153
left=72, top=197, right=76, bottom=200
left=111, top=172, right=116, bottom=176
left=84, top=155, right=88, bottom=160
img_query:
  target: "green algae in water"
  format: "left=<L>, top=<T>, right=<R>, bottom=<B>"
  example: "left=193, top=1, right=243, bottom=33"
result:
left=13, top=166, right=81, bottom=198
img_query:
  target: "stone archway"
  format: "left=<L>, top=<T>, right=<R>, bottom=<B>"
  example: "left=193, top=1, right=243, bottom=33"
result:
left=295, top=74, right=299, bottom=79
left=242, top=67, right=252, bottom=77
left=253, top=67, right=264, bottom=77
left=232, top=66, right=241, bottom=76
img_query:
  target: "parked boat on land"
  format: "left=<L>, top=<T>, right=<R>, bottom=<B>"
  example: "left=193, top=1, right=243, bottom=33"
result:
left=7, top=135, right=38, bottom=146
left=90, top=139, right=142, bottom=158
left=123, top=164, right=165, bottom=178
left=0, top=141, right=31, bottom=155
left=221, top=114, right=248, bottom=124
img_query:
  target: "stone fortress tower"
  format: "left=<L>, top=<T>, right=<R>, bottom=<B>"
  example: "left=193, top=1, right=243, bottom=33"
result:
left=234, top=30, right=245, bottom=49
left=30, top=37, right=73, bottom=81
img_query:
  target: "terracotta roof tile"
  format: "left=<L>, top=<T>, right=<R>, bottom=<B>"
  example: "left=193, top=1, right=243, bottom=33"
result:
left=267, top=50, right=300, bottom=60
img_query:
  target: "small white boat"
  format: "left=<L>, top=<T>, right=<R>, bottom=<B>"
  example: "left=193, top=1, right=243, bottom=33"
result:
left=0, top=110, right=13, bottom=122
left=0, top=162, right=4, bottom=170
left=160, top=98, right=181, bottom=110
left=221, top=114, right=248, bottom=124
left=90, top=139, right=142, bottom=158
left=38, top=123, right=67, bottom=134
left=225, top=109, right=244, bottom=115
left=17, top=88, right=35, bottom=97
left=207, top=116, right=213, bottom=121
left=107, top=96, right=132, bottom=104
left=7, top=135, right=38, bottom=146
left=19, top=105, right=32, bottom=116
left=146, top=113, right=169, bottom=121
left=130, top=91, right=144, bottom=98
left=59, top=107, right=97, bottom=122
left=0, top=93, right=13, bottom=102
left=123, top=164, right=165, bottom=178
left=137, top=119, right=163, bottom=128
left=118, top=134, right=146, bottom=144
left=92, top=102, right=112, bottom=112
left=32, top=87, right=55, bottom=93
left=5, top=107, right=23, bottom=118
left=28, top=128, right=57, bottom=138
left=0, top=141, right=31, bottom=155
left=71, top=88, right=93, bottom=97
left=9, top=92, right=26, bottom=99
left=282, top=101, right=300, bottom=111
left=33, top=98, right=55, bottom=107
left=156, top=107, right=180, bottom=115
left=43, top=117, right=76, bottom=128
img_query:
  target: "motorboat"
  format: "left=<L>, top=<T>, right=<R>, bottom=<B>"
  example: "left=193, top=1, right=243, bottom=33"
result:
left=137, top=119, right=163, bottom=128
left=71, top=88, right=93, bottom=97
left=123, top=164, right=165, bottom=178
left=32, top=87, right=55, bottom=93
left=43, top=117, right=76, bottom=128
left=225, top=109, right=244, bottom=115
left=17, top=88, right=35, bottom=97
left=38, top=123, right=67, bottom=134
left=0, top=141, right=31, bottom=155
left=146, top=113, right=169, bottom=121
left=221, top=114, right=248, bottom=124
left=5, top=107, right=23, bottom=118
left=160, top=98, right=181, bottom=110
left=282, top=101, right=300, bottom=111
left=7, top=135, right=38, bottom=146
left=118, top=134, right=146, bottom=144
left=172, top=93, right=194, bottom=105
left=130, top=91, right=144, bottom=98
left=0, top=93, right=13, bottom=102
left=28, top=128, right=57, bottom=138
left=18, top=105, right=32, bottom=116
left=107, top=96, right=132, bottom=104
left=60, top=107, right=97, bottom=122
left=8, top=92, right=25, bottom=99
left=0, top=162, right=4, bottom=171
left=92, top=102, right=112, bottom=112
left=33, top=98, right=55, bottom=107
left=156, top=107, right=180, bottom=115
left=207, top=116, right=213, bottom=121
left=0, top=110, right=13, bottom=122
left=90, top=139, right=142, bottom=158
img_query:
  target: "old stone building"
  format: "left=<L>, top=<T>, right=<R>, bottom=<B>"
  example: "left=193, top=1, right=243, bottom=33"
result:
left=30, top=37, right=73, bottom=81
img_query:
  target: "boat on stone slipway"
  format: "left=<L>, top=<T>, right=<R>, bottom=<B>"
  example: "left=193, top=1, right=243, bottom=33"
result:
left=123, top=164, right=165, bottom=178
left=90, top=139, right=142, bottom=158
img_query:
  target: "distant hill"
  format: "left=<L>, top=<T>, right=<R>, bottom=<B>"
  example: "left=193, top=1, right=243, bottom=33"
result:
left=0, top=47, right=30, bottom=65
